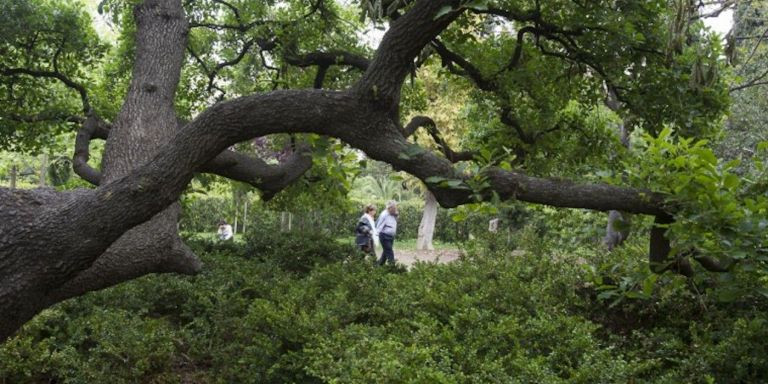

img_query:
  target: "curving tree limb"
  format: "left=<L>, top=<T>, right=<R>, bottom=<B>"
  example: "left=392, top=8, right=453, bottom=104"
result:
left=72, top=113, right=314, bottom=195
left=72, top=116, right=111, bottom=186
left=402, top=115, right=474, bottom=163
left=201, top=146, right=313, bottom=200
left=431, top=39, right=495, bottom=91
left=285, top=50, right=371, bottom=89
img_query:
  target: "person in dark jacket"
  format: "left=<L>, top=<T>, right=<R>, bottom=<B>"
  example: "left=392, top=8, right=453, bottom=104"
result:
left=355, top=204, right=377, bottom=255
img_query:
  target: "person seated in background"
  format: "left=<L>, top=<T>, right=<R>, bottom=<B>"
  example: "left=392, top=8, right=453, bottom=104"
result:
left=217, top=219, right=233, bottom=241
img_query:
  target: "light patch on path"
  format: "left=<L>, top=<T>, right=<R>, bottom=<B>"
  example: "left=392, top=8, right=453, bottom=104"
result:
left=394, top=249, right=462, bottom=268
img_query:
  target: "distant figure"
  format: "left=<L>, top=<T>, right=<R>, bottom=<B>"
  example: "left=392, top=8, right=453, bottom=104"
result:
left=376, top=200, right=398, bottom=265
left=488, top=218, right=499, bottom=233
left=217, top=219, right=233, bottom=241
left=355, top=204, right=378, bottom=255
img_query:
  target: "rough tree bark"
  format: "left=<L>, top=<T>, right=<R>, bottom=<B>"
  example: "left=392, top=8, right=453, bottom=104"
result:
left=0, top=0, right=688, bottom=340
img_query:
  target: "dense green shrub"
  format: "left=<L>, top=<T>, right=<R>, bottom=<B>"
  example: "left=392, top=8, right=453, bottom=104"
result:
left=3, top=229, right=768, bottom=383
left=244, top=226, right=358, bottom=274
left=179, top=196, right=233, bottom=233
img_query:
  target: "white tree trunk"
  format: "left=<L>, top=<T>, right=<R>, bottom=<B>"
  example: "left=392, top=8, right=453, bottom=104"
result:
left=39, top=154, right=47, bottom=187
left=233, top=202, right=239, bottom=235
left=9, top=164, right=16, bottom=189
left=416, top=190, right=438, bottom=250
left=281, top=211, right=293, bottom=232
left=242, top=199, right=248, bottom=235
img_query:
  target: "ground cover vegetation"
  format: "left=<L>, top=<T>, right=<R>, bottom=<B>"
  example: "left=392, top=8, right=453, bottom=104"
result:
left=2, top=230, right=767, bottom=383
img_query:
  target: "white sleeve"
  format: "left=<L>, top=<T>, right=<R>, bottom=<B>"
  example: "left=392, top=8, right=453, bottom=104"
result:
left=368, top=216, right=380, bottom=245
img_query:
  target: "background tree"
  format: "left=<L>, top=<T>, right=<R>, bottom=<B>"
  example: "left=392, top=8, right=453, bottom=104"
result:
left=720, top=1, right=768, bottom=166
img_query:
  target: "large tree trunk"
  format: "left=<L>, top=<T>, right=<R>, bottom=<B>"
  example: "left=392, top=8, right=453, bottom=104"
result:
left=0, top=0, right=199, bottom=340
left=416, top=190, right=438, bottom=250
left=53, top=0, right=202, bottom=299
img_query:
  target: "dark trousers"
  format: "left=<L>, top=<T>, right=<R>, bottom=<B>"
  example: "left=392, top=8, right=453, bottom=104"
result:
left=378, top=233, right=395, bottom=265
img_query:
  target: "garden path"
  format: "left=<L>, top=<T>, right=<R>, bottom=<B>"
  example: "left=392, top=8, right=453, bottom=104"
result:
left=394, top=248, right=462, bottom=267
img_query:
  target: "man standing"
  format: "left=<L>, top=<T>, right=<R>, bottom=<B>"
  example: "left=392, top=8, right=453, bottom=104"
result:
left=376, top=200, right=398, bottom=265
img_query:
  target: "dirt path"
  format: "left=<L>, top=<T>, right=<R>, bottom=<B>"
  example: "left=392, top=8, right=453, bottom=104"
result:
left=393, top=248, right=462, bottom=268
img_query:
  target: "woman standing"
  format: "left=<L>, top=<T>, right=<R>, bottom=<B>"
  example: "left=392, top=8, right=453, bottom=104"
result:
left=355, top=204, right=378, bottom=255
left=376, top=200, right=398, bottom=265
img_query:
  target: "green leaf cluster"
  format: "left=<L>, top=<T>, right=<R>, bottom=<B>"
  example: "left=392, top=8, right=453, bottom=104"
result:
left=0, top=0, right=108, bottom=151
left=626, top=127, right=768, bottom=275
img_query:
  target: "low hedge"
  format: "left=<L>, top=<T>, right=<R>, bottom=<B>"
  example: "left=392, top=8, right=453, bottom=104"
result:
left=3, top=233, right=768, bottom=383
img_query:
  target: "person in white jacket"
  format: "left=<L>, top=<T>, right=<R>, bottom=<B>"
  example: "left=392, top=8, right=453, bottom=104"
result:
left=376, top=200, right=398, bottom=265
left=217, top=219, right=233, bottom=241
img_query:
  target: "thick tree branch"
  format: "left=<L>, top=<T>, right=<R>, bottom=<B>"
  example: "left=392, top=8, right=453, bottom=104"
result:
left=72, top=116, right=111, bottom=186
left=354, top=0, right=463, bottom=108
left=44, top=204, right=201, bottom=306
left=500, top=108, right=535, bottom=145
left=505, top=26, right=538, bottom=71
left=355, top=119, right=671, bottom=214
left=285, top=50, right=370, bottom=89
left=201, top=146, right=313, bottom=200
left=649, top=215, right=694, bottom=277
left=402, top=116, right=474, bottom=162
left=431, top=39, right=495, bottom=91
left=483, top=168, right=668, bottom=215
